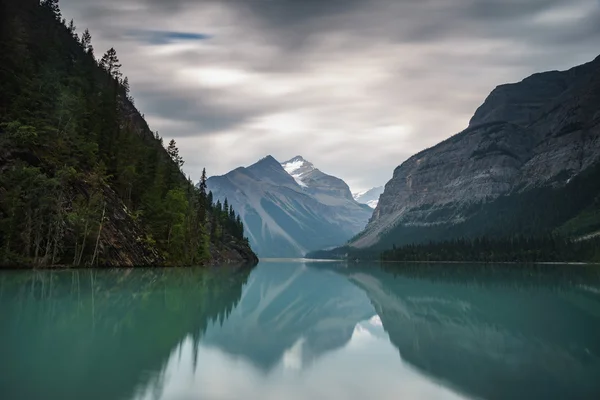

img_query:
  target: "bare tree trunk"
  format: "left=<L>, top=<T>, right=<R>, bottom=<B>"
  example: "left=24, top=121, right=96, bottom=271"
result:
left=24, top=210, right=32, bottom=258
left=42, top=224, right=52, bottom=266
left=51, top=218, right=61, bottom=265
left=91, top=203, right=106, bottom=266
left=77, top=219, right=89, bottom=266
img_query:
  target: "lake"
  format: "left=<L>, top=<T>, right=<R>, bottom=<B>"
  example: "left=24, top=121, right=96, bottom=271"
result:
left=1, top=261, right=600, bottom=400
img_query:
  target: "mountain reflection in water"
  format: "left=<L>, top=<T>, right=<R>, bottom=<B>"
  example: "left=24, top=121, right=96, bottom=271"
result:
left=1, top=261, right=599, bottom=400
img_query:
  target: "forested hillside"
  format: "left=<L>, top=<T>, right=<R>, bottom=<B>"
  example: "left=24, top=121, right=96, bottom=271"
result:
left=0, top=0, right=257, bottom=267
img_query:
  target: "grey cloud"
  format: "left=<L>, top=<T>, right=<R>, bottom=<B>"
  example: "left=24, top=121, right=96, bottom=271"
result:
left=59, top=0, right=600, bottom=190
left=135, top=88, right=279, bottom=136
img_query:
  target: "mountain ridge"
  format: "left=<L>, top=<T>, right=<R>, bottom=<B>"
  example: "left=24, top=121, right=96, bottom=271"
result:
left=207, top=155, right=372, bottom=257
left=349, top=54, right=600, bottom=249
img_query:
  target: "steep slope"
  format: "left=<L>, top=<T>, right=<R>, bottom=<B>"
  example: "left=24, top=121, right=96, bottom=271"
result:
left=0, top=0, right=256, bottom=266
left=351, top=55, right=600, bottom=249
left=207, top=156, right=372, bottom=257
left=353, top=186, right=384, bottom=209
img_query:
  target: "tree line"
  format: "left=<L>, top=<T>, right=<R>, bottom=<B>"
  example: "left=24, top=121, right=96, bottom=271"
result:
left=307, top=235, right=600, bottom=263
left=0, top=0, right=247, bottom=266
left=380, top=235, right=600, bottom=263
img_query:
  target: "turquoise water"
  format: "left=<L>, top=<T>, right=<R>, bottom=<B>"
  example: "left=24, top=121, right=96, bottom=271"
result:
left=1, top=261, right=600, bottom=400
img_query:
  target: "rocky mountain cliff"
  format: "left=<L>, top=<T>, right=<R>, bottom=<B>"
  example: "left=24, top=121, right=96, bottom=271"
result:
left=351, top=54, right=600, bottom=249
left=207, top=156, right=372, bottom=257
left=353, top=186, right=384, bottom=209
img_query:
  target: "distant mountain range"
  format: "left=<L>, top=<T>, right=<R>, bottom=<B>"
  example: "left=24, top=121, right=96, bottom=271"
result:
left=345, top=54, right=600, bottom=251
left=353, top=186, right=384, bottom=208
left=207, top=156, right=372, bottom=257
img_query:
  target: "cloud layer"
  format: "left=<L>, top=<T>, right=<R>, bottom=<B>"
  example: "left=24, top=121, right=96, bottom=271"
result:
left=61, top=0, right=600, bottom=191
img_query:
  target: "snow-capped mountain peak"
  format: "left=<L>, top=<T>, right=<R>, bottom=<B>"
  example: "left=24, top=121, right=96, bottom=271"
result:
left=353, top=186, right=384, bottom=209
left=206, top=155, right=372, bottom=257
left=281, top=156, right=315, bottom=188
left=282, top=156, right=307, bottom=174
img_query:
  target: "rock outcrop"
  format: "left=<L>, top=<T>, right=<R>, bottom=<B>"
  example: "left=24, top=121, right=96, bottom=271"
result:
left=352, top=54, right=600, bottom=248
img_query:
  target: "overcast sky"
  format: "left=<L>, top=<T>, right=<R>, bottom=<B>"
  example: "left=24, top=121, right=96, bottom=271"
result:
left=60, top=0, right=600, bottom=192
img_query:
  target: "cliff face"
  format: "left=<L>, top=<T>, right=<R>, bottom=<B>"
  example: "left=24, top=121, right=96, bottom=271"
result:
left=352, top=55, right=600, bottom=248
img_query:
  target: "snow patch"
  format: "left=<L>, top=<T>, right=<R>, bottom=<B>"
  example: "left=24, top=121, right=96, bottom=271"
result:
left=282, top=159, right=309, bottom=188
left=353, top=190, right=368, bottom=200
left=282, top=159, right=305, bottom=175
left=291, top=175, right=307, bottom=188
left=367, top=199, right=379, bottom=209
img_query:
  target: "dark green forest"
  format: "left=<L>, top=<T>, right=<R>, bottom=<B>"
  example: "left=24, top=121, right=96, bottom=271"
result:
left=380, top=236, right=600, bottom=263
left=0, top=0, right=252, bottom=266
left=307, top=235, right=600, bottom=263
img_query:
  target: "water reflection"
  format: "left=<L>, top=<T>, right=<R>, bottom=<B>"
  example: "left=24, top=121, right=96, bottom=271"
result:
left=339, top=263, right=600, bottom=400
left=0, top=267, right=251, bottom=400
left=1, top=262, right=600, bottom=400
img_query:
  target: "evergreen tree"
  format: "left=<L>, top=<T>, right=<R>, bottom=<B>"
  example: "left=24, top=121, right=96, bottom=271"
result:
left=80, top=29, right=93, bottom=55
left=67, top=19, right=77, bottom=39
left=100, top=47, right=122, bottom=80
left=41, top=0, right=61, bottom=20
left=199, top=168, right=207, bottom=197
left=122, top=76, right=130, bottom=95
left=166, top=139, right=184, bottom=168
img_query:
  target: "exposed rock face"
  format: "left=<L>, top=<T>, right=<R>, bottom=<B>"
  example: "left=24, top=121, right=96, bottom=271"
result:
left=207, top=156, right=372, bottom=257
left=352, top=55, right=600, bottom=248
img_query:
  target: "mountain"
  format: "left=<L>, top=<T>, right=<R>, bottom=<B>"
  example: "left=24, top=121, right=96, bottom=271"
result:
left=338, top=263, right=600, bottom=400
left=0, top=0, right=256, bottom=267
left=282, top=156, right=356, bottom=202
left=202, top=261, right=374, bottom=371
left=353, top=186, right=384, bottom=208
left=349, top=55, right=600, bottom=250
left=207, top=156, right=372, bottom=257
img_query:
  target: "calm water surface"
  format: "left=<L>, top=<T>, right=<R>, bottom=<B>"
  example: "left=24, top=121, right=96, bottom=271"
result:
left=1, top=261, right=600, bottom=400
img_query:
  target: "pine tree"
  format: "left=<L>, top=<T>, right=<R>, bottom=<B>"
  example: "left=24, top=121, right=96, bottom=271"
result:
left=122, top=76, right=130, bottom=95
left=80, top=29, right=93, bottom=55
left=41, top=0, right=61, bottom=20
left=100, top=48, right=122, bottom=80
left=166, top=139, right=184, bottom=168
left=199, top=168, right=207, bottom=197
left=67, top=19, right=77, bottom=39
